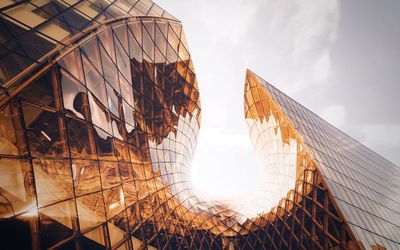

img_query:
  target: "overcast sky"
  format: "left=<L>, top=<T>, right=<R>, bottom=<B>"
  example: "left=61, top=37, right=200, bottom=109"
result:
left=156, top=0, right=400, bottom=198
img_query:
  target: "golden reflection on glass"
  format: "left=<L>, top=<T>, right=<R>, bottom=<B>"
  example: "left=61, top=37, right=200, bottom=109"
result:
left=77, top=192, right=106, bottom=231
left=72, top=159, right=101, bottom=197
left=0, top=8, right=380, bottom=248
left=0, top=158, right=36, bottom=218
left=32, top=158, right=73, bottom=207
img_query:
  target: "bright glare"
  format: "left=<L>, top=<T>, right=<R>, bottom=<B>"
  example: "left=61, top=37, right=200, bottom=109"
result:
left=190, top=125, right=261, bottom=200
left=155, top=0, right=342, bottom=217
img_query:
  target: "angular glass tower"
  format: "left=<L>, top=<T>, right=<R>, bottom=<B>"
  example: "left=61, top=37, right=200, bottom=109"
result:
left=244, top=71, right=400, bottom=250
left=0, top=1, right=399, bottom=249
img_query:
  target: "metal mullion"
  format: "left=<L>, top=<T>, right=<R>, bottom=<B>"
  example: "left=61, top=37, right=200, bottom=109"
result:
left=15, top=94, right=41, bottom=250
left=289, top=202, right=301, bottom=248
left=0, top=0, right=30, bottom=13
left=299, top=176, right=307, bottom=248
left=310, top=171, right=319, bottom=247
left=145, top=2, right=154, bottom=16
left=109, top=24, right=126, bottom=93
left=0, top=15, right=40, bottom=64
left=75, top=40, right=109, bottom=247
left=109, top=22, right=134, bottom=243
left=58, top=0, right=103, bottom=26
left=45, top=235, right=76, bottom=250
left=86, top=0, right=119, bottom=21
left=0, top=45, right=38, bottom=79
left=55, top=62, right=86, bottom=249
left=0, top=1, right=82, bottom=47
left=126, top=0, right=140, bottom=14
left=28, top=0, right=80, bottom=36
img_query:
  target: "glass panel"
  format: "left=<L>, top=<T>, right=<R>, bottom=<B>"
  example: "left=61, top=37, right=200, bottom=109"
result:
left=76, top=192, right=106, bottom=231
left=0, top=47, right=35, bottom=86
left=19, top=69, right=60, bottom=108
left=99, top=161, right=121, bottom=189
left=113, top=25, right=128, bottom=53
left=54, top=4, right=90, bottom=33
left=82, top=54, right=108, bottom=105
left=0, top=103, right=26, bottom=156
left=119, top=162, right=134, bottom=182
left=123, top=101, right=134, bottom=126
left=1, top=212, right=39, bottom=249
left=74, top=0, right=101, bottom=20
left=122, top=182, right=137, bottom=208
left=111, top=117, right=124, bottom=141
left=142, top=21, right=154, bottom=61
left=13, top=30, right=57, bottom=59
left=167, top=23, right=179, bottom=53
left=99, top=42, right=119, bottom=92
left=59, top=49, right=85, bottom=83
left=0, top=14, right=26, bottom=44
left=106, top=83, right=120, bottom=117
left=22, top=102, right=67, bottom=157
left=108, top=213, right=127, bottom=247
left=82, top=224, right=107, bottom=247
left=33, top=158, right=73, bottom=207
left=119, top=73, right=133, bottom=107
left=128, top=25, right=142, bottom=69
left=81, top=38, right=102, bottom=73
left=166, top=43, right=177, bottom=64
left=115, top=39, right=131, bottom=86
left=60, top=68, right=90, bottom=120
left=39, top=199, right=76, bottom=249
left=115, top=139, right=130, bottom=162
left=0, top=158, right=36, bottom=218
left=94, top=126, right=116, bottom=161
left=72, top=159, right=101, bottom=196
left=98, top=28, right=116, bottom=62
left=103, top=185, right=125, bottom=219
left=65, top=116, right=97, bottom=159
left=88, top=92, right=112, bottom=134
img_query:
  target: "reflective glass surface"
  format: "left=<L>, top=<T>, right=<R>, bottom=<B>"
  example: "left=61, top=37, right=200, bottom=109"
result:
left=0, top=1, right=399, bottom=249
left=248, top=70, right=400, bottom=249
left=0, top=0, right=177, bottom=93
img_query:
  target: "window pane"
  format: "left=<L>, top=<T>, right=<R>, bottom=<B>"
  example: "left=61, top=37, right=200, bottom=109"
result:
left=33, top=158, right=73, bottom=207
left=72, top=159, right=101, bottom=196
left=65, top=116, right=97, bottom=159
left=22, top=103, right=67, bottom=157
left=0, top=158, right=36, bottom=218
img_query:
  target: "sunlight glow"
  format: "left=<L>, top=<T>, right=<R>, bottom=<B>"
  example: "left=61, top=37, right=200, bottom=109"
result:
left=190, top=113, right=297, bottom=219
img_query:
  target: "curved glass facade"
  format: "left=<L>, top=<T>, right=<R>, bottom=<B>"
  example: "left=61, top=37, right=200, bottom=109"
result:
left=0, top=1, right=399, bottom=249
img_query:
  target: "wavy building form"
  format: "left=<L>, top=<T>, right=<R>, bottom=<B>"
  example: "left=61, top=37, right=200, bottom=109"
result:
left=0, top=0, right=399, bottom=249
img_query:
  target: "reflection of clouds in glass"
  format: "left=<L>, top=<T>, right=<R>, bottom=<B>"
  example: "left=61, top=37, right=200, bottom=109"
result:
left=89, top=92, right=112, bottom=134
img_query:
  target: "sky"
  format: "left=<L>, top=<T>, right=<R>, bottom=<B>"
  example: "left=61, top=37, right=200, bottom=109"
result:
left=156, top=0, right=400, bottom=199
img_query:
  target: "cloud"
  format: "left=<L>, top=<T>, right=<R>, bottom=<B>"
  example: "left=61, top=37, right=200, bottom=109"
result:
left=313, top=49, right=332, bottom=83
left=203, top=1, right=258, bottom=46
left=289, top=0, right=340, bottom=62
left=320, top=105, right=346, bottom=128
left=341, top=123, right=400, bottom=166
left=155, top=0, right=344, bottom=200
left=247, top=0, right=341, bottom=95
left=172, top=0, right=258, bottom=47
left=360, top=124, right=400, bottom=151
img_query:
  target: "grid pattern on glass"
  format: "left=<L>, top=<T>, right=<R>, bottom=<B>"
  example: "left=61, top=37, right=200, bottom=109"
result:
left=248, top=70, right=400, bottom=249
left=0, top=1, right=398, bottom=249
left=0, top=44, right=366, bottom=250
left=0, top=0, right=177, bottom=99
left=243, top=71, right=360, bottom=249
left=0, top=17, right=206, bottom=249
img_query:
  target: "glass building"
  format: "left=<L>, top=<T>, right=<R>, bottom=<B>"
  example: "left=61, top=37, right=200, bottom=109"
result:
left=0, top=0, right=399, bottom=249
